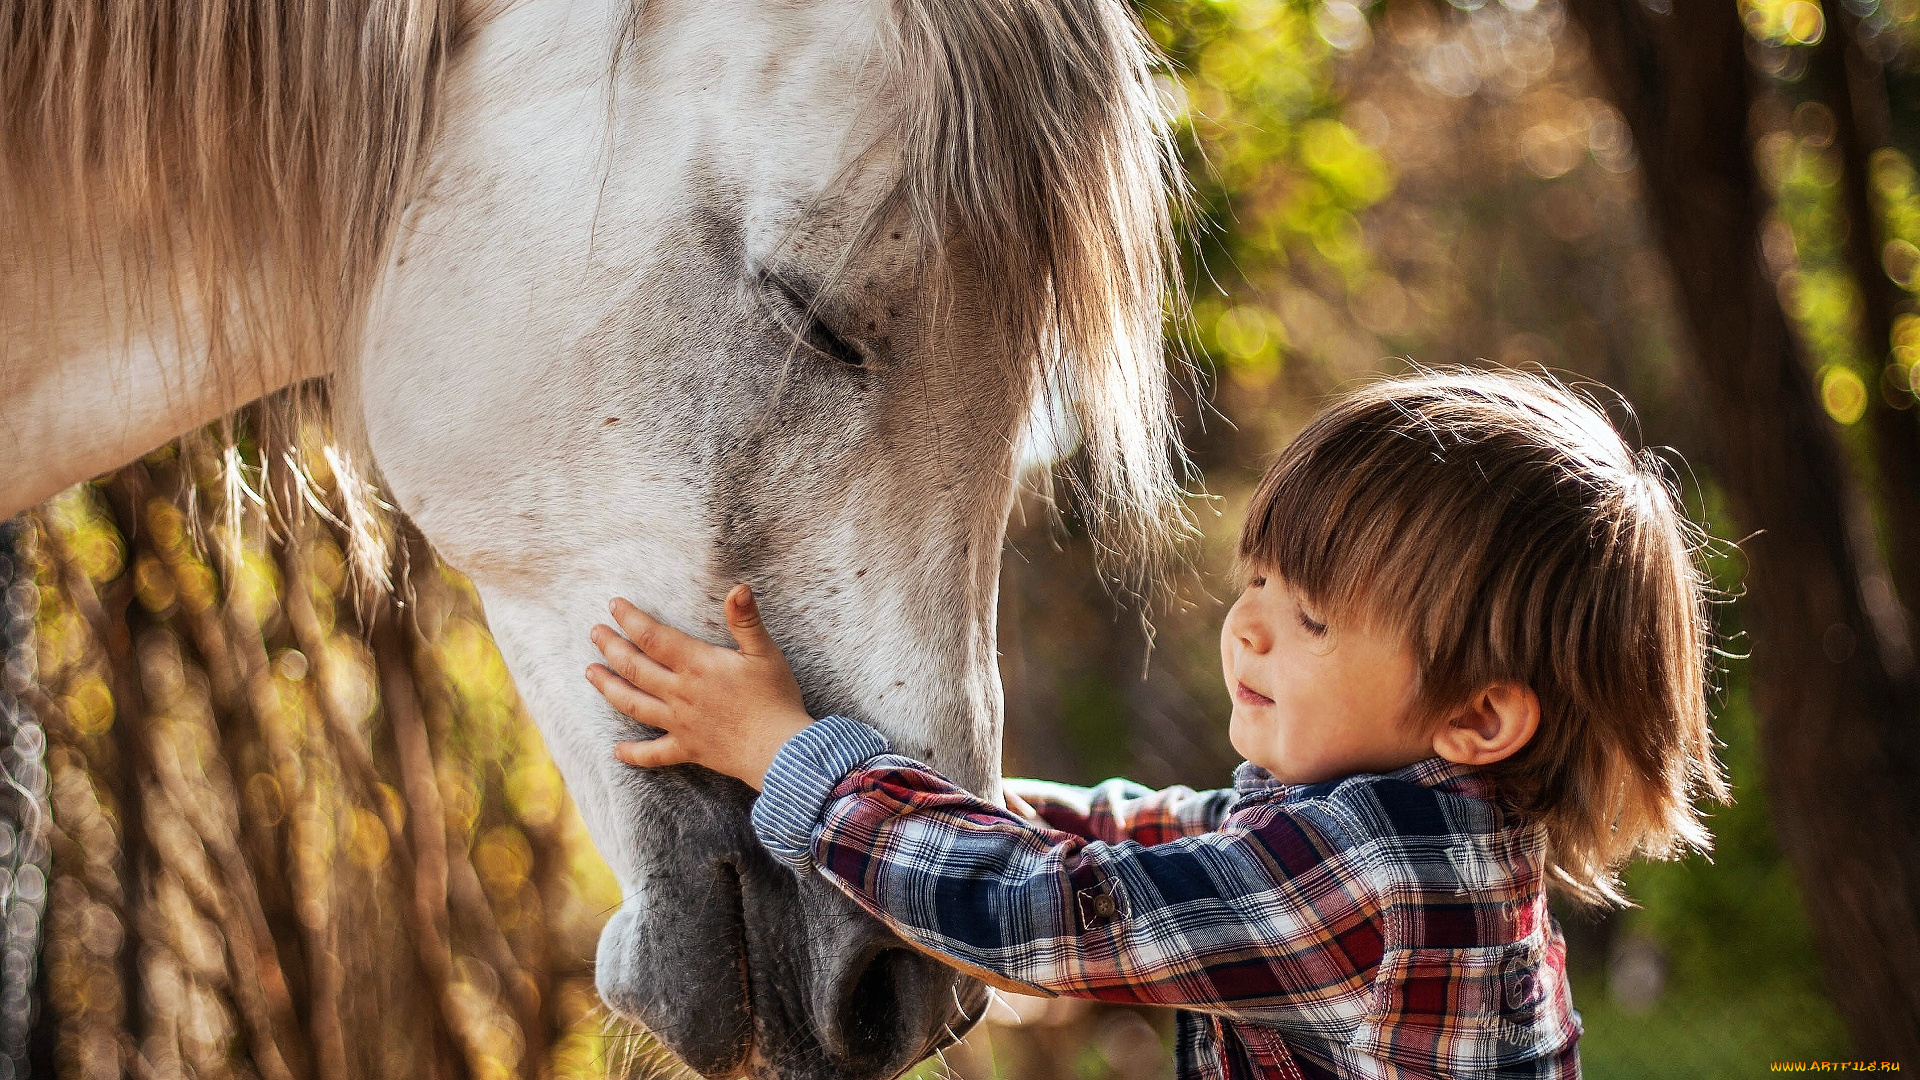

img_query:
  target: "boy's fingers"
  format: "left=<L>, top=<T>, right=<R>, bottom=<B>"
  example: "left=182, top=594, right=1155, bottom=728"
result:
left=608, top=598, right=693, bottom=669
left=586, top=664, right=671, bottom=727
left=725, top=584, right=776, bottom=657
left=615, top=736, right=687, bottom=769
left=593, top=627, right=673, bottom=692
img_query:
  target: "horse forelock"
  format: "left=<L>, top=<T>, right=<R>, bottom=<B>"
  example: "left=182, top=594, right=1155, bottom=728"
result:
left=889, top=0, right=1196, bottom=606
left=5, top=0, right=1193, bottom=606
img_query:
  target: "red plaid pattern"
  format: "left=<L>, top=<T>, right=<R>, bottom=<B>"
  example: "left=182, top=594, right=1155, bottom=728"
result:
left=751, top=716, right=1583, bottom=1079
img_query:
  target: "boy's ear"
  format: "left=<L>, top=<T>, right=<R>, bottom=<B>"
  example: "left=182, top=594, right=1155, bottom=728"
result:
left=1431, top=682, right=1540, bottom=767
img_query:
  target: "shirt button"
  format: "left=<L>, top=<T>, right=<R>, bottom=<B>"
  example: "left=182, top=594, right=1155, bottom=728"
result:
left=1077, top=884, right=1121, bottom=926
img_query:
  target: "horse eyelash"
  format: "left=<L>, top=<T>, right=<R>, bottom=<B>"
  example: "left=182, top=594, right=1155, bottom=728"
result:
left=761, top=271, right=870, bottom=370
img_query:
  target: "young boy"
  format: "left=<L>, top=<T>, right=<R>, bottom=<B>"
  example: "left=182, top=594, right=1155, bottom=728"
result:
left=584, top=369, right=1727, bottom=1079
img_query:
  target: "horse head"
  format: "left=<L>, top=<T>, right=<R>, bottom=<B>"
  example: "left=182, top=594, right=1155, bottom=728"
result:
left=3, top=0, right=1184, bottom=1074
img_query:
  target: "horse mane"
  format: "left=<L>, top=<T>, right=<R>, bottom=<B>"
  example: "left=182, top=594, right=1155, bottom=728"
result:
left=888, top=0, right=1195, bottom=605
left=2, top=0, right=453, bottom=380
left=3, top=0, right=1190, bottom=603
left=2, top=0, right=453, bottom=586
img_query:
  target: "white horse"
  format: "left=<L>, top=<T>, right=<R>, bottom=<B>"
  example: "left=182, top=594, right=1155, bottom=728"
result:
left=2, top=0, right=1186, bottom=1076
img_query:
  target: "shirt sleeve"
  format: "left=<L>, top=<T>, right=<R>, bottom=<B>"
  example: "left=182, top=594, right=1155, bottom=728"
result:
left=751, top=717, right=1388, bottom=1032
left=1003, top=776, right=1238, bottom=844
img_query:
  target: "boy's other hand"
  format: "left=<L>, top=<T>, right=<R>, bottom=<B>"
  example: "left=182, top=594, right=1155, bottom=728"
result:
left=1003, top=788, right=1042, bottom=823
left=588, top=584, right=812, bottom=790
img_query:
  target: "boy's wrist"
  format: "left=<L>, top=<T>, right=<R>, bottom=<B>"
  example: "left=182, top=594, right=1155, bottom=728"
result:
left=742, top=709, right=816, bottom=789
left=751, top=715, right=891, bottom=871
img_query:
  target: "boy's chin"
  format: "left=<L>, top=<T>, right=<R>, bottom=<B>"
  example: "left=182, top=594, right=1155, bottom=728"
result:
left=1247, top=749, right=1340, bottom=786
left=1226, top=716, right=1259, bottom=766
left=1231, top=738, right=1292, bottom=780
left=1257, top=761, right=1311, bottom=784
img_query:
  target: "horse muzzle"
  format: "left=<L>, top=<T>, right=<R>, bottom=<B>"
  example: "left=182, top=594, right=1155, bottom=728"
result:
left=594, top=764, right=986, bottom=1080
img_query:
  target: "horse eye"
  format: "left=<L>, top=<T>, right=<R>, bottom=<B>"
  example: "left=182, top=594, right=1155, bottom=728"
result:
left=762, top=272, right=870, bottom=370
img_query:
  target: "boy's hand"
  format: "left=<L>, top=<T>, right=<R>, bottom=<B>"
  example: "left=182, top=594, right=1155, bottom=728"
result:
left=587, top=584, right=812, bottom=790
left=1003, top=788, right=1042, bottom=823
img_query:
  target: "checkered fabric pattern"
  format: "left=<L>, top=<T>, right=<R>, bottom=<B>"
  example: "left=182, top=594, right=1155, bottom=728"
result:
left=752, top=715, right=1583, bottom=1080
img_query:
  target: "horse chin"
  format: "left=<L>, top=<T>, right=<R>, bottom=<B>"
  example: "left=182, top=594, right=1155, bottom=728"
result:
left=596, top=901, right=751, bottom=1077
left=592, top=771, right=986, bottom=1080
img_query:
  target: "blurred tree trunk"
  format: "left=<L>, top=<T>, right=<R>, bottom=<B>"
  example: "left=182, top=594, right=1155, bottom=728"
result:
left=1816, top=4, right=1920, bottom=613
left=1564, top=0, right=1920, bottom=1057
left=1, top=518, right=53, bottom=1080
left=21, top=428, right=627, bottom=1080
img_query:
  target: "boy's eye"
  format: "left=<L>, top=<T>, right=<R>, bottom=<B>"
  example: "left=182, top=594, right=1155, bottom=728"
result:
left=1296, top=606, right=1328, bottom=636
left=1248, top=576, right=1267, bottom=588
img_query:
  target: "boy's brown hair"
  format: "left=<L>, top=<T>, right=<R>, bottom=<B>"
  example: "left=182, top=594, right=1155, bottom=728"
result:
left=1239, top=368, right=1728, bottom=906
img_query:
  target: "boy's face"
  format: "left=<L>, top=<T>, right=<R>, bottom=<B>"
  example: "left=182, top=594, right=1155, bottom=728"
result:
left=1220, top=569, right=1436, bottom=784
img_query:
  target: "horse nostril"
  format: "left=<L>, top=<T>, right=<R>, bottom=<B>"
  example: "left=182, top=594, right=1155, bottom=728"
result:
left=838, top=948, right=911, bottom=1065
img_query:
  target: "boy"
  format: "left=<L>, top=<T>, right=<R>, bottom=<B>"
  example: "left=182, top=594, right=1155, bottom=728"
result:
left=584, top=369, right=1727, bottom=1079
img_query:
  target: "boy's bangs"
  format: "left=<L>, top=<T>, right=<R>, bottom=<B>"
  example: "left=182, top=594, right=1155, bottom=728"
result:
left=1238, top=410, right=1486, bottom=650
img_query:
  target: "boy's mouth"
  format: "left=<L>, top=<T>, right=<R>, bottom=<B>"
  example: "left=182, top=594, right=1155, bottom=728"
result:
left=1234, top=681, right=1274, bottom=707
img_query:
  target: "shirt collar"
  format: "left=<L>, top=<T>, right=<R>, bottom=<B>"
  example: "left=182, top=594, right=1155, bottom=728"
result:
left=1233, top=755, right=1493, bottom=804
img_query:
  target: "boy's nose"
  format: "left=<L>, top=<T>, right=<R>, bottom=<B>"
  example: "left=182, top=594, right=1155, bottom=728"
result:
left=1226, top=597, right=1270, bottom=653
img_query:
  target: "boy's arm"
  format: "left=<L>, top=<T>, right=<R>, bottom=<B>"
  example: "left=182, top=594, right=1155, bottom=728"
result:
left=754, top=716, right=1387, bottom=1030
left=1003, top=777, right=1237, bottom=844
left=582, top=591, right=1374, bottom=1028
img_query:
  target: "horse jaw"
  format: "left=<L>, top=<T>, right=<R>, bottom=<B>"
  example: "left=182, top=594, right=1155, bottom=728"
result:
left=352, top=0, right=1013, bottom=1075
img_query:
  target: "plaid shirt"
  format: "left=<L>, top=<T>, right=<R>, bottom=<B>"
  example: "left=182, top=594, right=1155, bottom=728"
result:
left=753, top=716, right=1582, bottom=1080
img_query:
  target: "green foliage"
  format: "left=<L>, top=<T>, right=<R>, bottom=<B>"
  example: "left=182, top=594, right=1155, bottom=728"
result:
left=1760, top=110, right=1874, bottom=425
left=1060, top=674, right=1138, bottom=782
left=1594, top=682, right=1851, bottom=1069
left=1873, top=148, right=1920, bottom=400
left=1137, top=0, right=1395, bottom=382
left=1574, top=979, right=1848, bottom=1080
left=1621, top=684, right=1826, bottom=1003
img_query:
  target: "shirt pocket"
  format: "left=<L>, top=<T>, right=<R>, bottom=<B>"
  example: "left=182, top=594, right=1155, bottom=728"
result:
left=1351, top=938, right=1547, bottom=1066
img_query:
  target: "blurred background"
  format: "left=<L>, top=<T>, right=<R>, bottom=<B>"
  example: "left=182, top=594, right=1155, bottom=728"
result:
left=3, top=0, right=1918, bottom=1077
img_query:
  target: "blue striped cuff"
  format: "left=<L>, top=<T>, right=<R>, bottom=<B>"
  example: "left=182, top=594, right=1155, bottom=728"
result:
left=752, top=715, right=891, bottom=872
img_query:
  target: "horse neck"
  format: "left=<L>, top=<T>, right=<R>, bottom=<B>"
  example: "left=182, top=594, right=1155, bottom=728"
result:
left=0, top=226, right=333, bottom=518
left=1, top=0, right=450, bottom=518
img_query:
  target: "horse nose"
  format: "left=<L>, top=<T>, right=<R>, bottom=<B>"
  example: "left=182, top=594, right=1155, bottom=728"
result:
left=599, top=849, right=984, bottom=1080
left=820, top=945, right=981, bottom=1075
left=591, top=766, right=988, bottom=1079
left=828, top=946, right=912, bottom=1065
